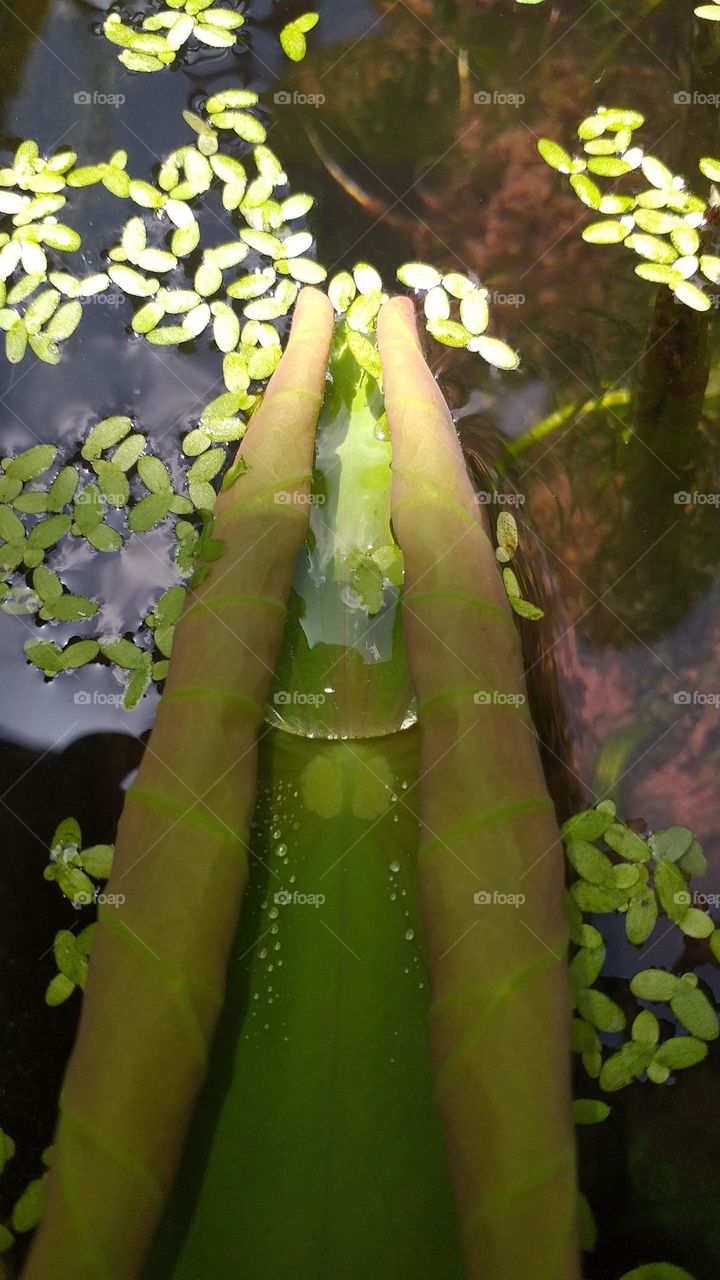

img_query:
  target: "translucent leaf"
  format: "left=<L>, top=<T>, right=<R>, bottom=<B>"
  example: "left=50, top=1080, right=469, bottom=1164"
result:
left=459, top=289, right=490, bottom=334
left=537, top=139, right=574, bottom=173
left=467, top=335, right=520, bottom=369
left=286, top=258, right=327, bottom=284
left=129, top=180, right=165, bottom=210
left=570, top=173, right=602, bottom=208
left=673, top=280, right=711, bottom=311
left=108, top=265, right=159, bottom=297
left=280, top=21, right=308, bottom=61
left=397, top=262, right=442, bottom=290
left=28, top=332, right=61, bottom=365
left=353, top=263, right=383, bottom=294
left=206, top=242, right=249, bottom=270
left=6, top=319, right=27, bottom=363
left=346, top=329, right=382, bottom=381
left=427, top=319, right=471, bottom=348
left=577, top=116, right=607, bottom=142
left=211, top=303, right=240, bottom=352
left=625, top=234, right=677, bottom=264
left=642, top=155, right=675, bottom=189
left=699, top=156, right=720, bottom=181
left=172, top=222, right=201, bottom=258
left=45, top=299, right=82, bottom=342
left=132, top=300, right=166, bottom=334
left=183, top=302, right=212, bottom=338
left=677, top=838, right=707, bottom=877
left=634, top=263, right=681, bottom=285
left=582, top=219, right=630, bottom=244
left=145, top=325, right=189, bottom=346
left=586, top=156, right=631, bottom=177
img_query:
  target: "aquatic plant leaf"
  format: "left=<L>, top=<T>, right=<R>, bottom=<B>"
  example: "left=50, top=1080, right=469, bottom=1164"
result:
left=11, top=1176, right=46, bottom=1233
left=625, top=233, right=677, bottom=264
left=565, top=839, right=615, bottom=885
left=459, top=289, right=489, bottom=334
left=467, top=336, right=520, bottom=369
left=128, top=493, right=173, bottom=532
left=132, top=301, right=166, bottom=334
left=286, top=258, right=327, bottom=284
left=569, top=943, right=606, bottom=992
left=571, top=881, right=629, bottom=912
left=561, top=807, right=614, bottom=842
left=631, top=969, right=679, bottom=1001
left=495, top=511, right=518, bottom=561
left=575, top=988, right=626, bottom=1032
left=625, top=890, right=658, bottom=945
left=599, top=1041, right=651, bottom=1092
left=27, top=514, right=71, bottom=548
left=39, top=593, right=99, bottom=622
left=25, top=639, right=65, bottom=674
left=98, top=637, right=149, bottom=670
left=673, top=281, right=711, bottom=311
left=670, top=980, right=719, bottom=1040
left=76, top=845, right=114, bottom=878
left=571, top=1099, right=611, bottom=1124
left=58, top=639, right=100, bottom=669
left=587, top=157, right=631, bottom=177
left=537, top=139, right=574, bottom=173
left=604, top=822, right=650, bottom=862
left=427, top=319, right=471, bottom=348
left=678, top=908, right=714, bottom=938
left=4, top=444, right=56, bottom=480
left=653, top=859, right=690, bottom=921
left=582, top=220, right=630, bottom=244
left=86, top=524, right=124, bottom=553
left=6, top=319, right=27, bottom=363
left=82, top=417, right=133, bottom=460
left=423, top=286, right=450, bottom=322
left=397, top=262, right=441, bottom=290
left=46, top=973, right=75, bottom=1006
left=677, top=839, right=707, bottom=877
left=45, top=300, right=82, bottom=342
left=346, top=329, right=382, bottom=380
left=108, top=265, right=159, bottom=297
left=631, top=1010, right=660, bottom=1047
left=112, top=434, right=146, bottom=471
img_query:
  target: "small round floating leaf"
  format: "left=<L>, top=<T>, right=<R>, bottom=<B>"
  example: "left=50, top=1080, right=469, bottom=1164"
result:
left=576, top=989, right=626, bottom=1032
left=654, top=1036, right=708, bottom=1071
left=626, top=890, right=658, bottom=945
left=582, top=220, right=630, bottom=244
left=6, top=444, right=57, bottom=481
left=6, top=320, right=28, bottom=363
left=82, top=417, right=133, bottom=461
left=571, top=1099, right=611, bottom=1124
left=58, top=639, right=100, bottom=669
left=678, top=839, right=707, bottom=877
left=565, top=839, right=615, bottom=886
left=145, top=325, right=189, bottom=346
left=132, top=300, right=166, bottom=334
left=28, top=514, right=71, bottom=549
left=99, top=637, right=150, bottom=670
left=631, top=1009, right=660, bottom=1048
left=428, top=319, right=472, bottom=348
left=346, top=329, right=382, bottom=381
left=569, top=173, right=602, bottom=208
left=678, top=908, right=714, bottom=939
left=397, top=262, right=441, bottom=290
left=635, top=263, right=681, bottom=285
left=45, top=300, right=82, bottom=343
left=587, top=156, right=632, bottom=177
left=537, top=139, right=573, bottom=173
left=599, top=1041, right=651, bottom=1093
left=86, top=524, right=123, bottom=553
left=467, top=335, right=520, bottom=369
left=630, top=968, right=679, bottom=1002
left=625, top=234, right=678, bottom=264
left=673, top=280, right=711, bottom=311
left=46, top=467, right=77, bottom=511
left=649, top=826, right=694, bottom=863
left=108, top=265, right=159, bottom=298
left=286, top=258, right=327, bottom=284
left=11, top=1176, right=46, bottom=1233
left=25, top=639, right=65, bottom=674
left=459, top=289, right=489, bottom=334
left=128, top=493, right=173, bottom=532
left=670, top=983, right=719, bottom=1041
left=112, top=434, right=146, bottom=471
left=137, top=455, right=172, bottom=493
left=353, top=263, right=383, bottom=295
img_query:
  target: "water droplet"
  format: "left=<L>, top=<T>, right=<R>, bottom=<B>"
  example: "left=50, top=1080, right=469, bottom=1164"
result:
left=389, top=859, right=400, bottom=874
left=405, top=928, right=415, bottom=941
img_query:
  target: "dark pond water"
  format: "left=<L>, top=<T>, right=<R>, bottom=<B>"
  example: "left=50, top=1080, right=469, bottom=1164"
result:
left=1, top=1, right=719, bottom=1277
